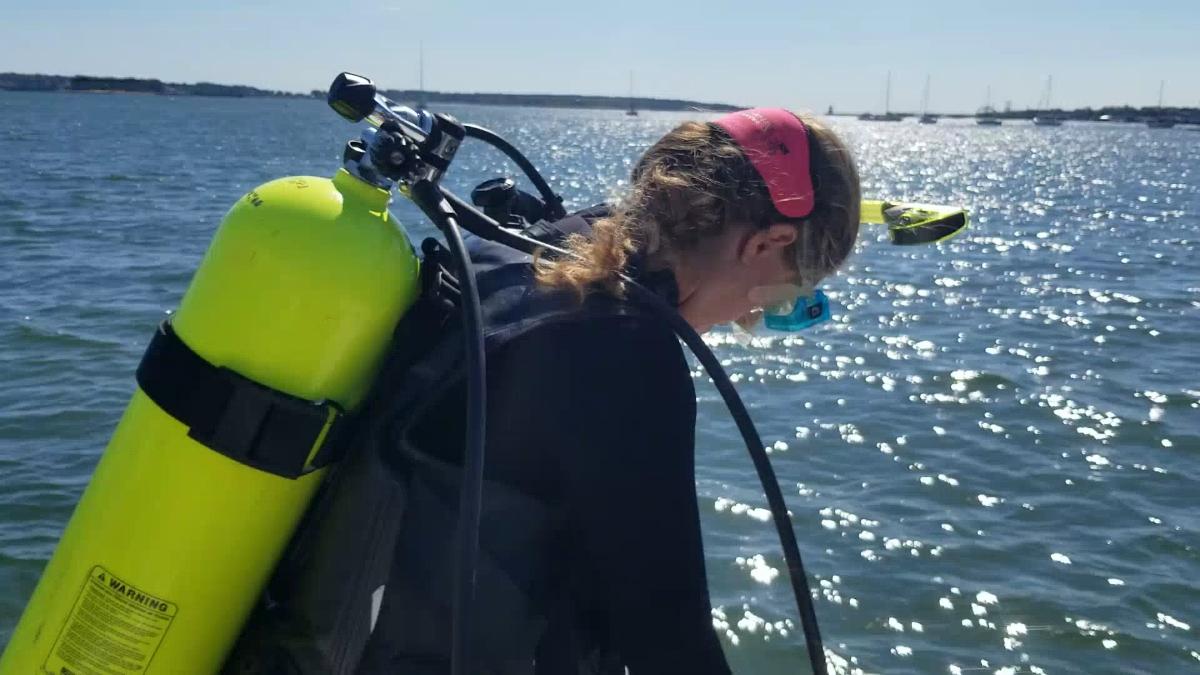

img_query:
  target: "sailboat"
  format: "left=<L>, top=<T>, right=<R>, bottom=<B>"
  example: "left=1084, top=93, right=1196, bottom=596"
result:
left=976, top=85, right=1002, bottom=126
left=625, top=71, right=638, bottom=116
left=1147, top=80, right=1175, bottom=128
left=859, top=72, right=904, bottom=121
left=918, top=75, right=937, bottom=124
left=1032, top=76, right=1063, bottom=126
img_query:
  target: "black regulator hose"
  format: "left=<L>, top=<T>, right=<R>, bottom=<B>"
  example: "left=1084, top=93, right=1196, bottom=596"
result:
left=407, top=180, right=489, bottom=675
left=441, top=188, right=829, bottom=675
left=624, top=284, right=829, bottom=675
left=462, top=124, right=567, bottom=220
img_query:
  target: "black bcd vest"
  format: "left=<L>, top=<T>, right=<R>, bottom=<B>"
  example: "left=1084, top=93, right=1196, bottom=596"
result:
left=224, top=207, right=671, bottom=675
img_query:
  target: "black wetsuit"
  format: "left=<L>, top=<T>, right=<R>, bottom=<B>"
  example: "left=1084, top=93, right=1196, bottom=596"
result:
left=408, top=319, right=729, bottom=674
left=225, top=210, right=733, bottom=675
left=381, top=213, right=732, bottom=674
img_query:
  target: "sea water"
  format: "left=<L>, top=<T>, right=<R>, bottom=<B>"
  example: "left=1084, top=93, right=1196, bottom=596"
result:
left=1, top=92, right=1197, bottom=673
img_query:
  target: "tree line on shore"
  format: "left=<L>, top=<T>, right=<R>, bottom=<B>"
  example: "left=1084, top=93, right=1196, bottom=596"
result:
left=0, top=73, right=302, bottom=98
left=0, top=72, right=738, bottom=112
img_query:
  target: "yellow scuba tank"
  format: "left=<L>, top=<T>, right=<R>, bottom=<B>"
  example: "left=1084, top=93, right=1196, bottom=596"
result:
left=0, top=167, right=420, bottom=673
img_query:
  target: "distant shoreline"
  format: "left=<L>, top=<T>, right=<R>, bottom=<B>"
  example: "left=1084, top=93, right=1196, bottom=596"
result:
left=6, top=72, right=1196, bottom=121
left=0, top=72, right=740, bottom=113
left=835, top=109, right=1200, bottom=124
left=375, top=89, right=740, bottom=113
left=0, top=73, right=307, bottom=99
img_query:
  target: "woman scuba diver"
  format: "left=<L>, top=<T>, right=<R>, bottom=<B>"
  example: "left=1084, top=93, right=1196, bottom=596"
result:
left=228, top=108, right=860, bottom=674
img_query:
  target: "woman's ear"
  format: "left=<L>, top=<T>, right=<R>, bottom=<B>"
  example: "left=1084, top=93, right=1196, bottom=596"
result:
left=738, top=223, right=798, bottom=265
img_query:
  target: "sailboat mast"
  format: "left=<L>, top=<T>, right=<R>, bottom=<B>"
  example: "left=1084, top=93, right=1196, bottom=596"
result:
left=1158, top=80, right=1165, bottom=108
left=624, top=70, right=639, bottom=115
left=921, top=75, right=930, bottom=115
left=885, top=71, right=892, bottom=114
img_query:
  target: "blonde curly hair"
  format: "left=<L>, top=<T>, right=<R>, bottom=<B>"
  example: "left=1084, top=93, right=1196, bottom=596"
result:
left=536, top=113, right=861, bottom=298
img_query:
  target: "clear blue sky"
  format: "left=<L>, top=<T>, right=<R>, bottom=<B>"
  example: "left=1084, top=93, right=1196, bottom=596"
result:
left=2, top=0, right=1196, bottom=113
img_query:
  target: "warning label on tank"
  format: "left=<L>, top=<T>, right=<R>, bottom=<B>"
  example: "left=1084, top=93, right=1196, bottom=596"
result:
left=43, top=565, right=177, bottom=674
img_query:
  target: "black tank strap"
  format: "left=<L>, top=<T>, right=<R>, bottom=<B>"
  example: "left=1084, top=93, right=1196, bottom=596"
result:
left=135, top=321, right=345, bottom=479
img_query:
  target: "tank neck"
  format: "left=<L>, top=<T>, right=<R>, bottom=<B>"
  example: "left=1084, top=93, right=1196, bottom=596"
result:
left=332, top=168, right=392, bottom=211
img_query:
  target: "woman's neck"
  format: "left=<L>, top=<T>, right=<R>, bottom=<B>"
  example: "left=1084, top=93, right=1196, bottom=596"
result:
left=668, top=255, right=702, bottom=309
